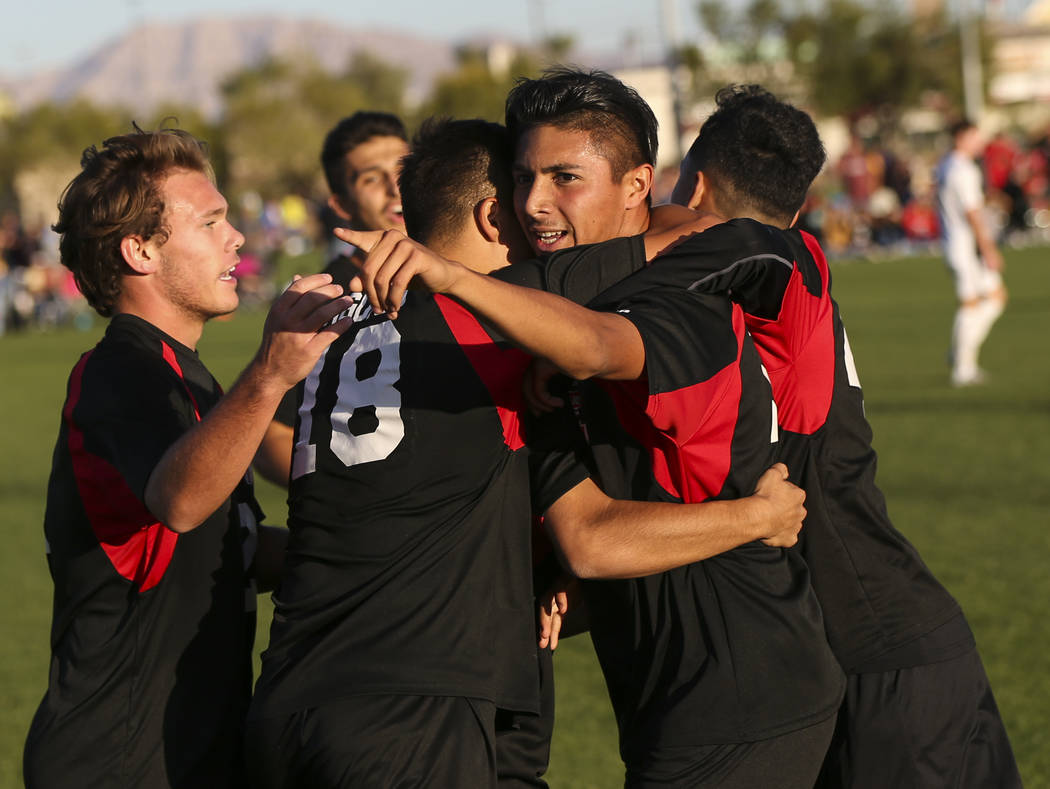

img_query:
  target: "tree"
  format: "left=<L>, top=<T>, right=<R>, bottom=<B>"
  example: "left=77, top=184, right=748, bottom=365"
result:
left=219, top=52, right=408, bottom=199
left=693, top=0, right=991, bottom=122
left=415, top=46, right=542, bottom=123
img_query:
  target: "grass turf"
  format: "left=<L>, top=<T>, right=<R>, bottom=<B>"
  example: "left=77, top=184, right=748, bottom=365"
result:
left=0, top=247, right=1046, bottom=787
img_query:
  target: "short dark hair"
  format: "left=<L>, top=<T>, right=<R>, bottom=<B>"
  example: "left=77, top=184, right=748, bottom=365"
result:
left=505, top=66, right=658, bottom=179
left=54, top=127, right=212, bottom=317
left=684, top=85, right=825, bottom=226
left=949, top=118, right=977, bottom=139
left=399, top=118, right=514, bottom=247
left=320, top=111, right=407, bottom=199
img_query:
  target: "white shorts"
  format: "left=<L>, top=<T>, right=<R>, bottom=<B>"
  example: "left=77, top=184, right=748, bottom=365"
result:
left=944, top=241, right=1003, bottom=302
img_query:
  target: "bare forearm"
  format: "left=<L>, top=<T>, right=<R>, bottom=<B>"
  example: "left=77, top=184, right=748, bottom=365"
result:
left=253, top=420, right=294, bottom=488
left=545, top=480, right=766, bottom=579
left=447, top=266, right=644, bottom=380
left=145, top=357, right=287, bottom=533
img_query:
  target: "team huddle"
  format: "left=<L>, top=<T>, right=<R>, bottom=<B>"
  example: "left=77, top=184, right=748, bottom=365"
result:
left=24, top=69, right=1021, bottom=788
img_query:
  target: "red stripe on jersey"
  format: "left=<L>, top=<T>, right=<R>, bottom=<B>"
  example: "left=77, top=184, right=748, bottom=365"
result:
left=602, top=308, right=745, bottom=502
left=161, top=341, right=202, bottom=420
left=745, top=235, right=834, bottom=435
left=64, top=351, right=178, bottom=592
left=434, top=294, right=529, bottom=451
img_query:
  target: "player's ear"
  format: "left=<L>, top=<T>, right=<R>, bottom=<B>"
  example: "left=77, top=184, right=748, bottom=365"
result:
left=623, top=163, right=655, bottom=210
left=327, top=194, right=353, bottom=224
left=685, top=170, right=707, bottom=211
left=475, top=196, right=502, bottom=243
left=120, top=234, right=159, bottom=274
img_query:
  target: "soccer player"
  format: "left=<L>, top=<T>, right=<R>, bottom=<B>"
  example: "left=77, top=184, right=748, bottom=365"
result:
left=665, top=89, right=1022, bottom=789
left=934, top=118, right=1008, bottom=387
left=23, top=127, right=353, bottom=788
left=356, top=84, right=1023, bottom=789
left=246, top=117, right=811, bottom=789
left=345, top=70, right=846, bottom=787
left=255, top=111, right=410, bottom=484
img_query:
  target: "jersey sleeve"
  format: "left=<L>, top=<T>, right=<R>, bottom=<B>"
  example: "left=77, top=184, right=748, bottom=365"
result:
left=590, top=219, right=793, bottom=320
left=528, top=447, right=591, bottom=517
left=75, top=351, right=197, bottom=506
left=491, top=235, right=647, bottom=306
left=611, top=287, right=741, bottom=441
left=524, top=407, right=591, bottom=516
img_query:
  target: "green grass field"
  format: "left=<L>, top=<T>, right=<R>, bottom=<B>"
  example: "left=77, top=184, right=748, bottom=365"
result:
left=1, top=247, right=1047, bottom=788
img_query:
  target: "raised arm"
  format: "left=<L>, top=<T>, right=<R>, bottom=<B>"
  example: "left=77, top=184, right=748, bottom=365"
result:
left=336, top=227, right=646, bottom=381
left=145, top=274, right=352, bottom=533
left=543, top=463, right=806, bottom=580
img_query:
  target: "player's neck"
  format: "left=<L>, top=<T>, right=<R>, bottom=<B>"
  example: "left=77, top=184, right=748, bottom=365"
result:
left=434, top=235, right=509, bottom=275
left=631, top=203, right=654, bottom=237
left=114, top=290, right=206, bottom=349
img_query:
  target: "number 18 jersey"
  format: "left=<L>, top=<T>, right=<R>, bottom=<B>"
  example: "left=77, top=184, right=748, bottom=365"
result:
left=250, top=291, right=548, bottom=720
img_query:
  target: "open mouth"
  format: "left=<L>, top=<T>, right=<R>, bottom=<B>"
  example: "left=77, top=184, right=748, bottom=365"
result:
left=532, top=229, right=569, bottom=250
left=219, top=265, right=238, bottom=281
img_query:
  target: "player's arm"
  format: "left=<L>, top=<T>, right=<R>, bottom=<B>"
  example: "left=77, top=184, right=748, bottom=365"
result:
left=543, top=464, right=805, bottom=580
left=253, top=420, right=294, bottom=487
left=337, top=227, right=646, bottom=381
left=964, top=205, right=1004, bottom=272
left=145, top=274, right=353, bottom=533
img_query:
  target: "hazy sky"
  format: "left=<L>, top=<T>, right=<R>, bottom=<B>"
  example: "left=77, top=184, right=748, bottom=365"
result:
left=2, top=0, right=705, bottom=77
left=2, top=0, right=1037, bottom=78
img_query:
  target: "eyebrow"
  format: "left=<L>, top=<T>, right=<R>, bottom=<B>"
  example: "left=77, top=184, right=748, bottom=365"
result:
left=200, top=205, right=227, bottom=220
left=351, top=164, right=387, bottom=178
left=512, top=161, right=583, bottom=174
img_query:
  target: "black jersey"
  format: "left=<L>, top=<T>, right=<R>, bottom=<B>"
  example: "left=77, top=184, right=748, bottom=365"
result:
left=567, top=285, right=844, bottom=755
left=24, top=314, right=258, bottom=789
left=575, top=219, right=966, bottom=673
left=250, top=291, right=583, bottom=721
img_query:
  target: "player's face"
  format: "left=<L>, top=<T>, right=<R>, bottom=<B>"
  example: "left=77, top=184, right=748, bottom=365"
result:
left=336, top=135, right=409, bottom=232
left=513, top=125, right=637, bottom=254
left=152, top=169, right=244, bottom=325
left=958, top=127, right=984, bottom=158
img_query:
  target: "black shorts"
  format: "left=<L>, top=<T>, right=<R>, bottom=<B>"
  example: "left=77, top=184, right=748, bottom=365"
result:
left=624, top=716, right=836, bottom=789
left=815, top=645, right=1023, bottom=789
left=245, top=694, right=497, bottom=789
left=496, top=646, right=554, bottom=788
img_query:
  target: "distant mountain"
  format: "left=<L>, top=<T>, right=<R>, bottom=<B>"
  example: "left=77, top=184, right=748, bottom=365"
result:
left=0, top=16, right=460, bottom=117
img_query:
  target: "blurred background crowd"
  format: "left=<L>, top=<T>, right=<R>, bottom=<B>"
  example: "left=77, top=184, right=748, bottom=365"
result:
left=5, top=124, right=1048, bottom=335
left=3, top=0, right=1050, bottom=334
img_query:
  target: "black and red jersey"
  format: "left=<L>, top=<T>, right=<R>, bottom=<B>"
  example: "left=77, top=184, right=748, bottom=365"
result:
left=564, top=285, right=844, bottom=755
left=24, top=314, right=258, bottom=789
left=585, top=219, right=967, bottom=673
left=250, top=291, right=586, bottom=722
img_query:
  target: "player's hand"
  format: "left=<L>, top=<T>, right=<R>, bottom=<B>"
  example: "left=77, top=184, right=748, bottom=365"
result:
left=335, top=227, right=466, bottom=319
left=751, top=463, right=806, bottom=548
left=256, top=273, right=354, bottom=390
left=538, top=584, right=571, bottom=650
left=524, top=358, right=564, bottom=414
